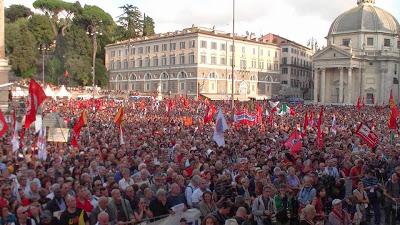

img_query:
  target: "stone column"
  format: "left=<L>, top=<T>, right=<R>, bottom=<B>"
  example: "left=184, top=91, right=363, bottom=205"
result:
left=380, top=69, right=386, bottom=105
left=313, top=69, right=319, bottom=103
left=339, top=67, right=344, bottom=104
left=347, top=67, right=353, bottom=104
left=320, top=68, right=326, bottom=104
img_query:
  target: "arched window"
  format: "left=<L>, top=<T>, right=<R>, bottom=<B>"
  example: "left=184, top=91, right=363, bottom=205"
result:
left=178, top=71, right=187, bottom=79
left=161, top=72, right=169, bottom=79
left=145, top=73, right=152, bottom=80
left=129, top=74, right=137, bottom=80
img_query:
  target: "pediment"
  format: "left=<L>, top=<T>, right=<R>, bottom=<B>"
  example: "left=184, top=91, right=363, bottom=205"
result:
left=313, top=45, right=352, bottom=60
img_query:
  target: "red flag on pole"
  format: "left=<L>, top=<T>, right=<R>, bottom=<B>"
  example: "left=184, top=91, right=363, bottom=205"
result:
left=114, top=107, right=124, bottom=127
left=256, top=104, right=263, bottom=124
left=25, top=79, right=46, bottom=129
left=302, top=112, right=308, bottom=136
left=388, top=90, right=398, bottom=129
left=356, top=96, right=361, bottom=111
left=0, top=110, right=8, bottom=138
left=204, top=104, right=216, bottom=124
left=356, top=123, right=379, bottom=148
left=285, top=130, right=302, bottom=155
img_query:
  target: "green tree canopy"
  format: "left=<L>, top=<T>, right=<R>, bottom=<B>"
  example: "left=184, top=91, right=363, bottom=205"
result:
left=143, top=15, right=155, bottom=37
left=117, top=4, right=143, bottom=39
left=7, top=19, right=38, bottom=78
left=5, top=4, right=33, bottom=23
left=28, top=14, right=55, bottom=45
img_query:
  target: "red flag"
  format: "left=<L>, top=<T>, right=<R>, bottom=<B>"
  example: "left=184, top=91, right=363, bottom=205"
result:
left=309, top=112, right=314, bottom=127
left=302, top=112, right=308, bottom=136
left=204, top=104, right=216, bottom=124
left=114, top=107, right=124, bottom=126
left=389, top=90, right=398, bottom=129
left=183, top=97, right=190, bottom=108
left=285, top=130, right=302, bottom=155
left=25, top=79, right=46, bottom=129
left=166, top=99, right=175, bottom=113
left=73, top=111, right=88, bottom=134
left=290, top=107, right=296, bottom=117
left=317, top=107, right=324, bottom=150
left=0, top=110, right=8, bottom=138
left=256, top=104, right=263, bottom=124
left=356, top=123, right=379, bottom=148
left=198, top=95, right=202, bottom=102
left=356, top=96, right=361, bottom=111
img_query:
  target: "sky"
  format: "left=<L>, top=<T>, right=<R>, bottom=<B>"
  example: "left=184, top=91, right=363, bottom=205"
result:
left=5, top=0, right=400, bottom=47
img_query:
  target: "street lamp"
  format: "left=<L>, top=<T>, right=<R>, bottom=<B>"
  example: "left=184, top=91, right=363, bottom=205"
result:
left=38, top=44, right=50, bottom=86
left=86, top=21, right=103, bottom=98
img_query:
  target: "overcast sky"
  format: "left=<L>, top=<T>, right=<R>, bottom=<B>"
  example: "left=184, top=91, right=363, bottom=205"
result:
left=5, top=0, right=400, bottom=47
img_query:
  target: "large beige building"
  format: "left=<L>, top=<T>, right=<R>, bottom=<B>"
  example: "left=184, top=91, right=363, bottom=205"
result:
left=262, top=34, right=313, bottom=100
left=313, top=0, right=400, bottom=105
left=105, top=26, right=281, bottom=99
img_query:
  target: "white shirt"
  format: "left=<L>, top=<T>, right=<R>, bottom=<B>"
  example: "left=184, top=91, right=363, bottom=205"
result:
left=191, top=188, right=210, bottom=206
left=118, top=178, right=134, bottom=191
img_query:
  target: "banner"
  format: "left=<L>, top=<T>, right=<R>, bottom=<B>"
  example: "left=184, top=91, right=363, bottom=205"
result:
left=355, top=123, right=378, bottom=148
left=47, top=128, right=70, bottom=143
left=234, top=112, right=256, bottom=125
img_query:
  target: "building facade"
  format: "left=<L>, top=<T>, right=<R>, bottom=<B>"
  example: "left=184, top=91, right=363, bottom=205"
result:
left=313, top=0, right=400, bottom=105
left=105, top=26, right=281, bottom=99
left=262, top=34, right=313, bottom=100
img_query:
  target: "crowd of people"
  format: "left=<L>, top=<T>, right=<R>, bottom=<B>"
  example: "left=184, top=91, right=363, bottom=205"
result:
left=0, top=94, right=399, bottom=225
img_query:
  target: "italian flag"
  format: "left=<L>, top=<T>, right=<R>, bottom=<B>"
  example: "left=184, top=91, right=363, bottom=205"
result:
left=278, top=103, right=290, bottom=116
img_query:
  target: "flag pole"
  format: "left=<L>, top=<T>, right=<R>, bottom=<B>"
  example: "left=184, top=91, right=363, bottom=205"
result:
left=231, top=0, right=235, bottom=117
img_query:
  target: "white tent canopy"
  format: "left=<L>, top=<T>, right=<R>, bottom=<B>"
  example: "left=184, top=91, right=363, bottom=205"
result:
left=55, top=85, right=71, bottom=98
left=44, top=85, right=56, bottom=98
left=12, top=87, right=28, bottom=97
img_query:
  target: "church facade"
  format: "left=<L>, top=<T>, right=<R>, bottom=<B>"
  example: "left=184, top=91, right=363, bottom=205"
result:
left=313, top=0, right=400, bottom=105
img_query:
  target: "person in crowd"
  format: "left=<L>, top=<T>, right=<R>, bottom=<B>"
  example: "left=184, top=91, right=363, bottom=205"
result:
left=383, top=173, right=400, bottom=225
left=95, top=212, right=109, bottom=225
left=90, top=197, right=116, bottom=225
left=211, top=201, right=233, bottom=225
left=133, top=197, right=153, bottom=223
left=149, top=189, right=169, bottom=220
left=298, top=176, right=316, bottom=210
left=185, top=175, right=200, bottom=208
left=192, top=178, right=210, bottom=208
left=252, top=186, right=276, bottom=225
left=166, top=183, right=186, bottom=208
left=198, top=191, right=217, bottom=218
left=107, top=189, right=134, bottom=224
left=59, top=195, right=89, bottom=225
left=327, top=199, right=351, bottom=225
left=352, top=181, right=369, bottom=224
left=202, top=215, right=219, bottom=225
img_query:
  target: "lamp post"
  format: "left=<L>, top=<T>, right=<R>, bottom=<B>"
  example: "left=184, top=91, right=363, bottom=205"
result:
left=38, top=44, right=50, bottom=86
left=86, top=22, right=103, bottom=98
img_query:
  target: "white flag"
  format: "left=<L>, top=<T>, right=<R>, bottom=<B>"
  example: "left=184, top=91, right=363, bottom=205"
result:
left=331, top=115, right=337, bottom=135
left=269, top=101, right=280, bottom=108
left=11, top=121, right=20, bottom=153
left=213, top=109, right=228, bottom=147
left=35, top=115, right=42, bottom=134
left=37, top=126, right=47, bottom=161
left=119, top=126, right=125, bottom=145
left=265, top=109, right=270, bottom=117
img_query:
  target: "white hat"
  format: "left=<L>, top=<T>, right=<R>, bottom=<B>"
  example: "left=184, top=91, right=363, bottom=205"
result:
left=332, top=199, right=342, bottom=205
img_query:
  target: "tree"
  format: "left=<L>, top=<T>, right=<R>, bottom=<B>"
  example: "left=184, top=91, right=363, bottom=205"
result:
left=45, top=57, right=63, bottom=84
left=7, top=20, right=38, bottom=78
left=28, top=14, right=55, bottom=45
left=5, top=5, right=33, bottom=23
left=95, top=58, right=108, bottom=87
left=117, top=4, right=143, bottom=38
left=33, top=0, right=80, bottom=37
left=143, top=15, right=155, bottom=37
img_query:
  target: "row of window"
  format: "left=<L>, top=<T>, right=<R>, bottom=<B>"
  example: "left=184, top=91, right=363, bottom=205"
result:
left=282, top=67, right=311, bottom=77
left=110, top=40, right=197, bottom=58
left=282, top=47, right=310, bottom=58
left=110, top=54, right=280, bottom=71
left=282, top=57, right=312, bottom=68
left=110, top=54, right=196, bottom=70
left=343, top=37, right=392, bottom=47
left=289, top=79, right=310, bottom=89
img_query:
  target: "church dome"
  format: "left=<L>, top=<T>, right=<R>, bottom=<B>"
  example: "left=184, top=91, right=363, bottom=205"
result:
left=328, top=0, right=400, bottom=36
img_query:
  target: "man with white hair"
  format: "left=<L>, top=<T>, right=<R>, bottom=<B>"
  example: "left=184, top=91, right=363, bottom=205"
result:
left=96, top=212, right=109, bottom=225
left=185, top=175, right=200, bottom=208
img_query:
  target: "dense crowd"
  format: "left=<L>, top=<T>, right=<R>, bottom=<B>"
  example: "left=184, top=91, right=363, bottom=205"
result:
left=0, top=95, right=399, bottom=225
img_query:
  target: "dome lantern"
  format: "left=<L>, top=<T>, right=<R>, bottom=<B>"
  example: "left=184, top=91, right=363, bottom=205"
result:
left=357, top=0, right=375, bottom=5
